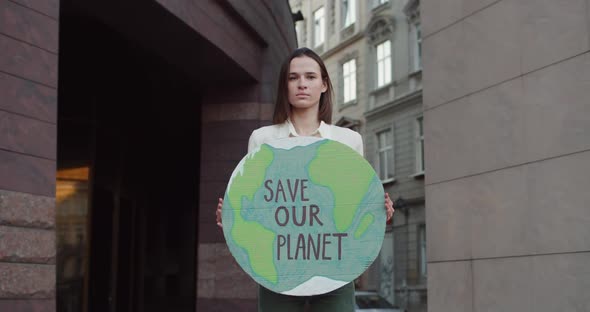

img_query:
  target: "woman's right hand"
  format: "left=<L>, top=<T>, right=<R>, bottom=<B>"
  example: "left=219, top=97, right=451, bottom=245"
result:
left=216, top=197, right=223, bottom=228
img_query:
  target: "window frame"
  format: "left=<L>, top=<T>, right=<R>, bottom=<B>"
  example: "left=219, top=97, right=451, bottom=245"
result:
left=373, top=0, right=389, bottom=9
left=342, top=58, right=357, bottom=104
left=413, top=22, right=422, bottom=71
left=415, top=116, right=425, bottom=174
left=376, top=127, right=395, bottom=182
left=342, top=0, right=356, bottom=28
left=376, top=40, right=392, bottom=88
left=418, top=223, right=427, bottom=280
left=295, top=21, right=303, bottom=46
left=313, top=6, right=325, bottom=47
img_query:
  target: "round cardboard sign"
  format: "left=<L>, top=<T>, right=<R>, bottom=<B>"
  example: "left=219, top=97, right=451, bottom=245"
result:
left=222, top=137, right=385, bottom=296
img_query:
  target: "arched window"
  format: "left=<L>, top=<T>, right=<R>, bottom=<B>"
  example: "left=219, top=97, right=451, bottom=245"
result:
left=365, top=16, right=396, bottom=107
left=404, top=0, right=421, bottom=71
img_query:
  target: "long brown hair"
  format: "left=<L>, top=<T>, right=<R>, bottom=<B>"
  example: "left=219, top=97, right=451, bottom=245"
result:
left=273, top=48, right=334, bottom=124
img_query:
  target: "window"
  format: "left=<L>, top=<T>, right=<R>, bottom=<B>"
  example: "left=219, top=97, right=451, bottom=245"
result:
left=342, top=59, right=356, bottom=103
left=295, top=22, right=303, bottom=46
left=343, top=0, right=356, bottom=28
left=377, top=129, right=394, bottom=181
left=373, top=0, right=388, bottom=8
left=376, top=40, right=392, bottom=87
left=314, top=7, right=325, bottom=47
left=419, top=224, right=427, bottom=278
left=415, top=116, right=424, bottom=173
left=414, top=23, right=422, bottom=70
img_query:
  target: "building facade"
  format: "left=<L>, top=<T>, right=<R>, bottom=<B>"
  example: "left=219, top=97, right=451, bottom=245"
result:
left=0, top=1, right=296, bottom=312
left=423, top=0, right=590, bottom=311
left=289, top=0, right=426, bottom=311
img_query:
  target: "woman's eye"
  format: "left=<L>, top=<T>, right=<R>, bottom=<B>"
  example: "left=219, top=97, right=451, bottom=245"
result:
left=289, top=77, right=297, bottom=80
left=307, top=76, right=316, bottom=80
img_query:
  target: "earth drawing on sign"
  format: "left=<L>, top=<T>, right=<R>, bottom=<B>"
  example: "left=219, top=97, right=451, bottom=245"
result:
left=222, top=136, right=385, bottom=296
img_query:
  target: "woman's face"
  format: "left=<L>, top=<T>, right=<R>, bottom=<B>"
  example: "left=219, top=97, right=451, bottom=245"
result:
left=287, top=56, right=327, bottom=112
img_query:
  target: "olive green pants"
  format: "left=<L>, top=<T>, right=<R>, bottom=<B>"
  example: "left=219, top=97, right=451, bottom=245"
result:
left=258, top=282, right=355, bottom=312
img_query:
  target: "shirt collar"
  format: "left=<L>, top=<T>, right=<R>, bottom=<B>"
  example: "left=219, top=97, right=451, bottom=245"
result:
left=282, top=118, right=332, bottom=139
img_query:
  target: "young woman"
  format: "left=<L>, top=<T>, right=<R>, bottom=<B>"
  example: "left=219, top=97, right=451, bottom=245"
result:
left=216, top=47, right=395, bottom=311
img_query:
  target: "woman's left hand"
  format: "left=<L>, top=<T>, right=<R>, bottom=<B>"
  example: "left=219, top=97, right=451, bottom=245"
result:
left=385, top=193, right=395, bottom=221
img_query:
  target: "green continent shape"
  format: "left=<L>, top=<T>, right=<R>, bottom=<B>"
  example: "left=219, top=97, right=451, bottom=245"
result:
left=228, top=145, right=277, bottom=283
left=354, top=213, right=375, bottom=239
left=308, top=140, right=375, bottom=232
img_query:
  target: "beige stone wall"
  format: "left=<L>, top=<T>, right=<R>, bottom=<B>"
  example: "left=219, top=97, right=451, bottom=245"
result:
left=424, top=0, right=590, bottom=310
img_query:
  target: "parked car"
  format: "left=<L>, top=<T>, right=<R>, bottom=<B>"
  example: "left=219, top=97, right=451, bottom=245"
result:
left=354, top=291, right=405, bottom=312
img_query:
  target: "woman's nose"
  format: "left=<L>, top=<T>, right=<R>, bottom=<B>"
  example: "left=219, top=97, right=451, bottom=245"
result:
left=298, top=78, right=307, bottom=88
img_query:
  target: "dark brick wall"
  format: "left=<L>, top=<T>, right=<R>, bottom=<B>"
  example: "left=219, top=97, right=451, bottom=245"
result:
left=194, top=1, right=296, bottom=310
left=1, top=0, right=296, bottom=310
left=156, top=0, right=264, bottom=80
left=0, top=0, right=58, bottom=310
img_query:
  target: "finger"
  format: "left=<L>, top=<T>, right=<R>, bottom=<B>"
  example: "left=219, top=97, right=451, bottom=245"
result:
left=217, top=222, right=223, bottom=228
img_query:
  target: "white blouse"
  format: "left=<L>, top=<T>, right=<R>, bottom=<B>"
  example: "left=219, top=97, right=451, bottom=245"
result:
left=247, top=119, right=364, bottom=156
